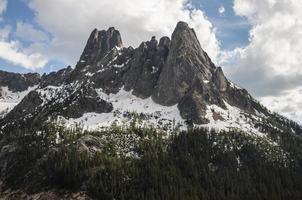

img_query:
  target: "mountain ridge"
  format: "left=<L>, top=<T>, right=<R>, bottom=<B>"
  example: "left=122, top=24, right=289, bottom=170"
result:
left=0, top=21, right=301, bottom=136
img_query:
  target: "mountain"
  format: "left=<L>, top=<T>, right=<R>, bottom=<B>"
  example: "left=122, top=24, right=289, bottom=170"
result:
left=0, top=21, right=300, bottom=135
left=1, top=21, right=302, bottom=199
left=0, top=70, right=40, bottom=118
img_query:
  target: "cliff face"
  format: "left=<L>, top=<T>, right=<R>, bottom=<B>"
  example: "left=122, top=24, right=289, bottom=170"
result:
left=0, top=70, right=40, bottom=93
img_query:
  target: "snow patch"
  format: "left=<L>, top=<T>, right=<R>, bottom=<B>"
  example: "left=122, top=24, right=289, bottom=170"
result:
left=151, top=66, right=159, bottom=74
left=0, top=85, right=38, bottom=117
left=85, top=72, right=94, bottom=77
left=37, top=85, right=64, bottom=106
left=199, top=101, right=265, bottom=137
left=113, top=63, right=125, bottom=68
left=229, top=81, right=242, bottom=90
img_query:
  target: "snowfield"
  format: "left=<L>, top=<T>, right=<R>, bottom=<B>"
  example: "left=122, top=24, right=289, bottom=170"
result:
left=56, top=87, right=265, bottom=136
left=58, top=88, right=185, bottom=131
left=200, top=102, right=264, bottom=137
left=0, top=84, right=266, bottom=136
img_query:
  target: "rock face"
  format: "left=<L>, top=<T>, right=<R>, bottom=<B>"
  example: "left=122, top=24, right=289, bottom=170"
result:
left=0, top=21, right=300, bottom=135
left=79, top=27, right=123, bottom=65
left=0, top=70, right=40, bottom=93
left=153, top=22, right=215, bottom=105
left=151, top=22, right=226, bottom=123
left=123, top=36, right=169, bottom=98
left=40, top=66, right=73, bottom=88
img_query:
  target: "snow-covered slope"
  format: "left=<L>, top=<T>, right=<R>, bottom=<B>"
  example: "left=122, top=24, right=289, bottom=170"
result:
left=57, top=87, right=185, bottom=131
left=46, top=85, right=265, bottom=136
left=55, top=87, right=265, bottom=136
left=201, top=102, right=265, bottom=136
left=0, top=86, right=37, bottom=118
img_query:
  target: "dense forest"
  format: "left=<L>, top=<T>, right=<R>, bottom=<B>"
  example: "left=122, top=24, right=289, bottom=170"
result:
left=1, top=120, right=302, bottom=200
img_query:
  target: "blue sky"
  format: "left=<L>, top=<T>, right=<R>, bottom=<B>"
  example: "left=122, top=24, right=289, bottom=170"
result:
left=0, top=0, right=250, bottom=74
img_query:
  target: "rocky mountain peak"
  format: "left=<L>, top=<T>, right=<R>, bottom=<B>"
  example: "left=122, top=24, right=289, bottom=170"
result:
left=152, top=21, right=216, bottom=107
left=79, top=27, right=123, bottom=65
left=1, top=21, right=301, bottom=136
left=172, top=21, right=213, bottom=67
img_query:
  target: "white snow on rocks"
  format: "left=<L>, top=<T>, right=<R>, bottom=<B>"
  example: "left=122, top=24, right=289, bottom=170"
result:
left=200, top=102, right=264, bottom=137
left=0, top=85, right=37, bottom=118
left=229, top=81, right=242, bottom=90
left=58, top=88, right=186, bottom=131
left=151, top=66, right=159, bottom=74
left=57, top=87, right=265, bottom=137
left=37, top=85, right=64, bottom=106
left=113, top=63, right=125, bottom=68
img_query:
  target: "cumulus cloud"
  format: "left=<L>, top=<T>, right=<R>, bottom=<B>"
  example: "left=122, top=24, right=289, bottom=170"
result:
left=226, top=0, right=302, bottom=123
left=230, top=0, right=302, bottom=95
left=0, top=26, right=48, bottom=70
left=27, top=0, right=220, bottom=65
left=0, top=0, right=48, bottom=70
left=0, top=40, right=48, bottom=70
left=260, top=88, right=302, bottom=124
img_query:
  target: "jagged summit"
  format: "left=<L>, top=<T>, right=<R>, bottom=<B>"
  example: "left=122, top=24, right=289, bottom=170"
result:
left=0, top=70, right=40, bottom=92
left=0, top=21, right=301, bottom=135
left=153, top=21, right=216, bottom=107
left=79, top=27, right=123, bottom=65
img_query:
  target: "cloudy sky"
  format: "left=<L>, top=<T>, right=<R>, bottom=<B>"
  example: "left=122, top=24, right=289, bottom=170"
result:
left=0, top=0, right=301, bottom=124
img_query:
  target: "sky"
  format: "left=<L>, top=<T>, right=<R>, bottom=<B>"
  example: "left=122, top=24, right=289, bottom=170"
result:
left=0, top=0, right=301, bottom=124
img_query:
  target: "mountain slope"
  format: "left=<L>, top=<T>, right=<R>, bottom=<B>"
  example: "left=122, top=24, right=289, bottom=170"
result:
left=0, top=70, right=40, bottom=118
left=0, top=22, right=301, bottom=136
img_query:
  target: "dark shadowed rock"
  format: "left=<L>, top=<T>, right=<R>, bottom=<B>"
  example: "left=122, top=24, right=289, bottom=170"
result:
left=178, top=89, right=209, bottom=124
left=0, top=70, right=40, bottom=93
left=79, top=27, right=123, bottom=66
left=41, top=66, right=73, bottom=87
left=123, top=36, right=168, bottom=98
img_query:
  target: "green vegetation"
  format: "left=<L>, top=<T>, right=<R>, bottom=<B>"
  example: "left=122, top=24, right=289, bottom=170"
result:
left=1, top=122, right=302, bottom=199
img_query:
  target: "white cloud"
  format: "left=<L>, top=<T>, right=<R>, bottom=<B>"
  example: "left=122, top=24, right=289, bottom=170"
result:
left=0, top=26, right=48, bottom=70
left=27, top=0, right=220, bottom=65
left=218, top=5, right=225, bottom=14
left=15, top=21, right=49, bottom=43
left=260, top=88, right=302, bottom=124
left=227, top=0, right=302, bottom=123
left=231, top=0, right=302, bottom=91
left=0, top=0, right=7, bottom=15
left=0, top=0, right=48, bottom=70
left=0, top=40, right=48, bottom=70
